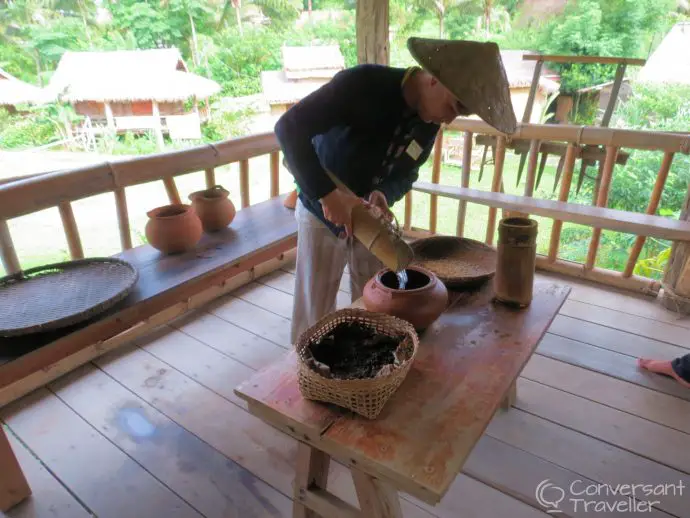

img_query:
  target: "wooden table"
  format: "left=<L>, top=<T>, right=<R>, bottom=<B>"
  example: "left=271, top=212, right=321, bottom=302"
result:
left=234, top=280, right=570, bottom=517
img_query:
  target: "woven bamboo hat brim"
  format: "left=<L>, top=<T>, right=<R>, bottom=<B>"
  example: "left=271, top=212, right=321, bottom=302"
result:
left=407, top=37, right=517, bottom=134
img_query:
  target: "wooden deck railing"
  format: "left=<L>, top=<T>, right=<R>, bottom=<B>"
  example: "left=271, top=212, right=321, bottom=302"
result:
left=2, top=121, right=690, bottom=300
left=0, top=133, right=282, bottom=276
left=409, top=119, right=690, bottom=296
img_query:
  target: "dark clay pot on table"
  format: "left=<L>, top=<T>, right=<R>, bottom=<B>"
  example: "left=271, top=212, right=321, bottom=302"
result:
left=362, top=266, right=449, bottom=330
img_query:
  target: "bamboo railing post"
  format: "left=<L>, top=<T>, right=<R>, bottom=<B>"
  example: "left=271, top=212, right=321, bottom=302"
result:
left=547, top=144, right=579, bottom=262
left=522, top=59, right=544, bottom=123
left=0, top=219, right=20, bottom=275
left=485, top=135, right=507, bottom=245
left=240, top=159, right=250, bottom=208
left=524, top=139, right=541, bottom=197
left=58, top=201, right=84, bottom=260
left=456, top=131, right=473, bottom=237
left=429, top=130, right=444, bottom=233
left=623, top=151, right=674, bottom=277
left=600, top=63, right=627, bottom=127
left=163, top=177, right=181, bottom=205
left=270, top=151, right=280, bottom=198
left=404, top=192, right=412, bottom=230
left=585, top=145, right=619, bottom=270
left=205, top=168, right=216, bottom=189
left=114, top=187, right=132, bottom=251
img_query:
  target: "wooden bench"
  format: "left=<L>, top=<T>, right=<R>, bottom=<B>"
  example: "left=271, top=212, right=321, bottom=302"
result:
left=0, top=194, right=297, bottom=511
left=414, top=181, right=690, bottom=242
left=0, top=195, right=297, bottom=409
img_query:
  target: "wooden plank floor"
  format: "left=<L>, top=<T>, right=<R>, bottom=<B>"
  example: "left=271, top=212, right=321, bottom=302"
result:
left=3, top=260, right=690, bottom=518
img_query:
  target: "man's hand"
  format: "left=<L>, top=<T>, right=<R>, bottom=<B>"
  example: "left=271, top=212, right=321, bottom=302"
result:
left=320, top=189, right=361, bottom=237
left=368, top=190, right=394, bottom=222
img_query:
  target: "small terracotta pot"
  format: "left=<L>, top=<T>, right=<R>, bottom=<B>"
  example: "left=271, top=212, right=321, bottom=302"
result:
left=188, top=185, right=236, bottom=232
left=362, top=266, right=449, bottom=330
left=145, top=204, right=202, bottom=254
left=284, top=189, right=298, bottom=210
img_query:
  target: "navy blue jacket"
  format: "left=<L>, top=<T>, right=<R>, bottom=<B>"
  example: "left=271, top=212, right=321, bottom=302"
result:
left=274, top=64, right=440, bottom=235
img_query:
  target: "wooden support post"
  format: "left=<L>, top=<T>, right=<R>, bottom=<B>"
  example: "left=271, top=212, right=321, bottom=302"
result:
left=601, top=63, right=627, bottom=127
left=456, top=131, right=472, bottom=237
left=151, top=100, right=165, bottom=150
left=429, top=130, right=443, bottom=234
left=205, top=168, right=216, bottom=189
left=270, top=151, right=280, bottom=198
left=0, top=219, right=20, bottom=275
left=485, top=136, right=506, bottom=245
left=58, top=201, right=84, bottom=260
left=114, top=187, right=132, bottom=251
left=356, top=0, right=389, bottom=65
left=501, top=381, right=517, bottom=410
left=585, top=146, right=618, bottom=270
left=352, top=470, right=402, bottom=518
left=240, top=159, right=250, bottom=208
left=522, top=59, right=544, bottom=123
left=547, top=144, right=579, bottom=262
left=661, top=183, right=690, bottom=314
left=0, top=425, right=31, bottom=512
left=163, top=177, right=181, bottom=205
left=623, top=151, right=674, bottom=277
left=293, top=442, right=331, bottom=518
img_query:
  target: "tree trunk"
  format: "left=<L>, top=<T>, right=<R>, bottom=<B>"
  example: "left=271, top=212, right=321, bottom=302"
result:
left=439, top=14, right=444, bottom=38
left=484, top=0, right=492, bottom=36
left=189, top=10, right=199, bottom=67
left=235, top=2, right=243, bottom=36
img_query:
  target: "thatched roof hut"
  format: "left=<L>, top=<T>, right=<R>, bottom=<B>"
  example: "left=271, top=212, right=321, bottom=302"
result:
left=0, top=68, right=53, bottom=110
left=261, top=45, right=345, bottom=113
left=48, top=48, right=220, bottom=104
left=637, top=22, right=690, bottom=85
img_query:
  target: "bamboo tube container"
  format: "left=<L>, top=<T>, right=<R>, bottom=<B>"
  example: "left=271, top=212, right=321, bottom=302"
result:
left=324, top=169, right=414, bottom=272
left=351, top=204, right=414, bottom=272
left=493, top=217, right=538, bottom=308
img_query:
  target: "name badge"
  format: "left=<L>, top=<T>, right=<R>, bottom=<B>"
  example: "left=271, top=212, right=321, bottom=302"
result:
left=406, top=140, right=423, bottom=160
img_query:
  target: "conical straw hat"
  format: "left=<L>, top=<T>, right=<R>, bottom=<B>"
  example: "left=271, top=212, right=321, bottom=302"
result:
left=407, top=37, right=517, bottom=134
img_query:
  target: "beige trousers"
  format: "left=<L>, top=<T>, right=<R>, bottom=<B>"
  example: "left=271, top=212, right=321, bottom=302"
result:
left=290, top=199, right=382, bottom=344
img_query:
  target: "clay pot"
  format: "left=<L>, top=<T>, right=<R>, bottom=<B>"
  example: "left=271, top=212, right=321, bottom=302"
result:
left=362, top=266, right=449, bottom=330
left=145, top=204, right=202, bottom=254
left=284, top=189, right=298, bottom=210
left=188, top=185, right=236, bottom=232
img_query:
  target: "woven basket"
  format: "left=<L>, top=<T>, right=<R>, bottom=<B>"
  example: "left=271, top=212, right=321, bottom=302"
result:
left=0, top=258, right=138, bottom=337
left=295, top=308, right=419, bottom=419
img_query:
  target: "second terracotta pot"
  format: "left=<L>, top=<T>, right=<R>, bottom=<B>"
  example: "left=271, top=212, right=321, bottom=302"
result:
left=188, top=185, right=236, bottom=232
left=362, top=266, right=449, bottom=330
left=145, top=204, right=202, bottom=254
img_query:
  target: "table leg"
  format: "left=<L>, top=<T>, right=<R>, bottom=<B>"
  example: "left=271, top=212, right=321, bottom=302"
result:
left=0, top=424, right=31, bottom=512
left=293, top=441, right=330, bottom=518
left=501, top=381, right=517, bottom=410
left=352, top=469, right=402, bottom=518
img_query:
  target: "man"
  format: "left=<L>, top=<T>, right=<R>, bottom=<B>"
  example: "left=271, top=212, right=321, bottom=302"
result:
left=275, top=37, right=517, bottom=344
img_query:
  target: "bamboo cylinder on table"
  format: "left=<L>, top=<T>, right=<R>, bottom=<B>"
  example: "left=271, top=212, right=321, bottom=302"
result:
left=493, top=217, right=538, bottom=308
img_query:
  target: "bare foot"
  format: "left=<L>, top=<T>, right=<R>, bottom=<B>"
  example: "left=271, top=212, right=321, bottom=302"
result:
left=638, top=358, right=690, bottom=388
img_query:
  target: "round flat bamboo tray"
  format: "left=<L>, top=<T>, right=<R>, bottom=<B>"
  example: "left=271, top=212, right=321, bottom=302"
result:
left=0, top=258, right=139, bottom=337
left=409, top=236, right=497, bottom=288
